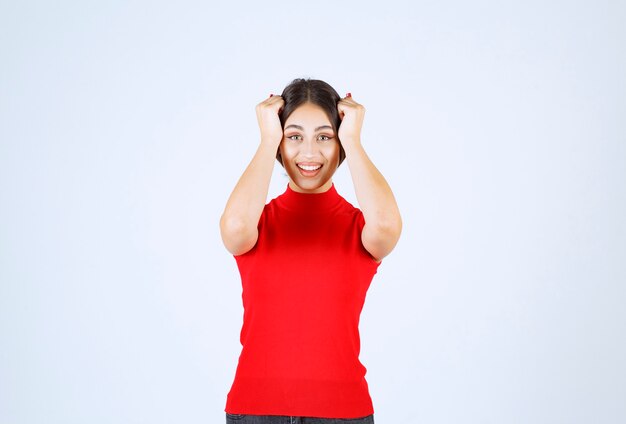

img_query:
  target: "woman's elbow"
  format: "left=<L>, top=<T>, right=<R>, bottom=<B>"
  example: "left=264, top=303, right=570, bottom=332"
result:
left=219, top=214, right=258, bottom=255
left=375, top=212, right=403, bottom=240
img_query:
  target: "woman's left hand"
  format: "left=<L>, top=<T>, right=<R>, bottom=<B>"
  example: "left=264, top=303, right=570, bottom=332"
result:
left=337, top=93, right=365, bottom=148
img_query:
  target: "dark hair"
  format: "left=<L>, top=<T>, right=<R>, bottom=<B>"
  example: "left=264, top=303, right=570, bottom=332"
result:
left=276, top=78, right=346, bottom=167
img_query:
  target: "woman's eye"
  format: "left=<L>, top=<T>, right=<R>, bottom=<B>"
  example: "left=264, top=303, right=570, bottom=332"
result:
left=287, top=135, right=302, bottom=141
left=318, top=135, right=331, bottom=141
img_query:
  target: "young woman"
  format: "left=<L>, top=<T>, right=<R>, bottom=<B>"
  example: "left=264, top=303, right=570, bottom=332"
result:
left=220, top=78, right=402, bottom=423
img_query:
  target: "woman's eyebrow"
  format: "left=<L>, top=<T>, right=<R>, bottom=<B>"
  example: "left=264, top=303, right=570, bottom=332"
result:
left=284, top=124, right=333, bottom=131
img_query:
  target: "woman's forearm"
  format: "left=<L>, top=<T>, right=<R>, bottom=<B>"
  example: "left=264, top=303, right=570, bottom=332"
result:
left=221, top=94, right=284, bottom=255
left=343, top=140, right=402, bottom=259
left=220, top=140, right=278, bottom=254
left=344, top=141, right=401, bottom=228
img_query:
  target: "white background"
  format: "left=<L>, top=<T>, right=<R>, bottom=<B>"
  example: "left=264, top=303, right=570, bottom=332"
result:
left=1, top=1, right=625, bottom=423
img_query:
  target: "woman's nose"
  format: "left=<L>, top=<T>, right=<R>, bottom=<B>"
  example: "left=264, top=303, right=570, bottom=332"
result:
left=301, top=139, right=318, bottom=156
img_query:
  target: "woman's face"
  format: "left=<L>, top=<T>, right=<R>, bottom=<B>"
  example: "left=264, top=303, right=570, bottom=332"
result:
left=279, top=102, right=340, bottom=193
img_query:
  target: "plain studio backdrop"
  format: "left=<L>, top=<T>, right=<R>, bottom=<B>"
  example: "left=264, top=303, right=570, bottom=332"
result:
left=1, top=0, right=624, bottom=423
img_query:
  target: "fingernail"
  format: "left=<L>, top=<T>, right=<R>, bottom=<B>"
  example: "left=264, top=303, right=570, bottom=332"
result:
left=270, top=94, right=273, bottom=97
left=347, top=92, right=352, bottom=97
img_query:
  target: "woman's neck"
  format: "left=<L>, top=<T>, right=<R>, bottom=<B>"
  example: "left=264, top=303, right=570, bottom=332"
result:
left=288, top=178, right=334, bottom=194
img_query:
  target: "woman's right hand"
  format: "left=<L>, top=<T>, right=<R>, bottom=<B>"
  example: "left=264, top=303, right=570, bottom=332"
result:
left=255, top=94, right=285, bottom=146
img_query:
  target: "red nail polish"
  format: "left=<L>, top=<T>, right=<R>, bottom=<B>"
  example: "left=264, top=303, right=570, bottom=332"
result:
left=270, top=94, right=273, bottom=97
left=347, top=92, right=352, bottom=97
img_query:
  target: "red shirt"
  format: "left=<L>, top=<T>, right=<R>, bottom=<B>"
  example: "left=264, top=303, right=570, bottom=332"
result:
left=225, top=183, right=381, bottom=418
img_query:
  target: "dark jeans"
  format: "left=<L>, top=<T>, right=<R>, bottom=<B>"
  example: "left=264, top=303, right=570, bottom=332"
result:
left=225, top=413, right=375, bottom=424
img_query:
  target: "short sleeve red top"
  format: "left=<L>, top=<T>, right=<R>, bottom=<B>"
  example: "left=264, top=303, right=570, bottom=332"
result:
left=225, top=183, right=381, bottom=418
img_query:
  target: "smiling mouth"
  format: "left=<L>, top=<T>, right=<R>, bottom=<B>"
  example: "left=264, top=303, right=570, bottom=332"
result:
left=296, top=163, right=323, bottom=177
left=297, top=164, right=322, bottom=171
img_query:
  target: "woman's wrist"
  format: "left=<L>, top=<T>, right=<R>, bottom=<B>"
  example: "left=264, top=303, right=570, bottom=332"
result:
left=256, top=139, right=281, bottom=162
left=260, top=135, right=282, bottom=149
left=340, top=137, right=363, bottom=156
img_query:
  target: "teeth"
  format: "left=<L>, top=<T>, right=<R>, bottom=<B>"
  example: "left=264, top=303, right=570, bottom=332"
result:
left=298, top=164, right=321, bottom=171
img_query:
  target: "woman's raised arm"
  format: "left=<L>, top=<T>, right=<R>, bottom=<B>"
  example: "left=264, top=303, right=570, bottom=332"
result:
left=219, top=95, right=284, bottom=256
left=337, top=94, right=402, bottom=262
